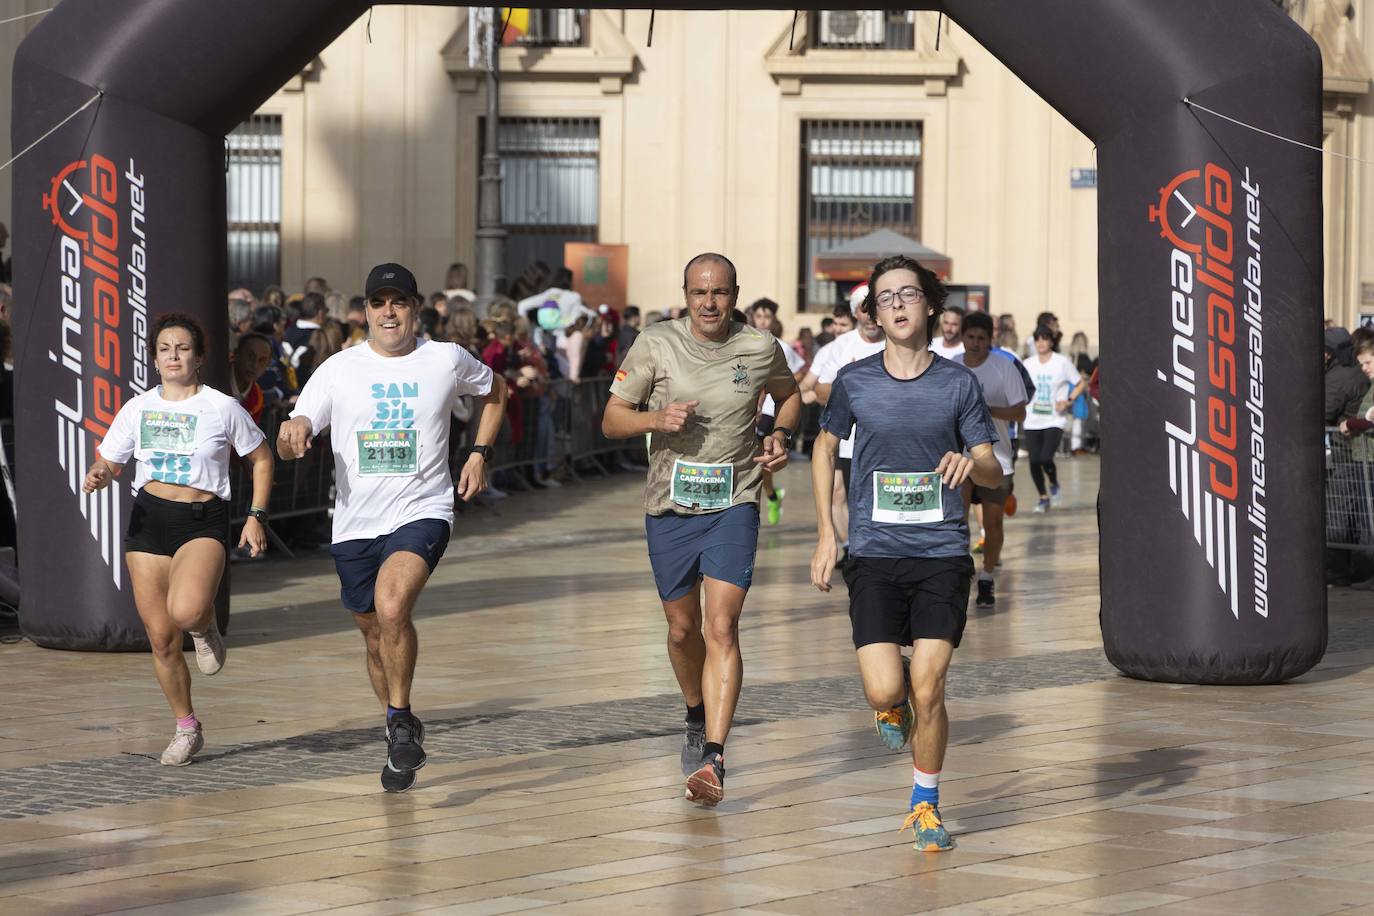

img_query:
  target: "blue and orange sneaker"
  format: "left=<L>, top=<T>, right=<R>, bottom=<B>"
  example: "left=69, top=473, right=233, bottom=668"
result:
left=874, top=702, right=914, bottom=751
left=902, top=801, right=953, bottom=852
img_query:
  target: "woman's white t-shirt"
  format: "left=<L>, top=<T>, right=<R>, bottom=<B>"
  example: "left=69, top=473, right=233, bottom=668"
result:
left=1019, top=351, right=1082, bottom=431
left=98, top=386, right=266, bottom=500
left=290, top=340, right=494, bottom=543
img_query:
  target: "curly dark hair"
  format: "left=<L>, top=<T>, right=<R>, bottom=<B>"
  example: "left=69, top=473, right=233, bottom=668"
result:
left=861, top=255, right=947, bottom=340
left=150, top=312, right=206, bottom=358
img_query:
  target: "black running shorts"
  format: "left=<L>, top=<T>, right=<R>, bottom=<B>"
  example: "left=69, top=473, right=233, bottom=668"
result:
left=124, top=490, right=229, bottom=557
left=842, top=555, right=973, bottom=649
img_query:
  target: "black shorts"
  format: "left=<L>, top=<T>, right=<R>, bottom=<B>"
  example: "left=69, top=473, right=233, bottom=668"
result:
left=836, top=457, right=852, bottom=491
left=970, top=474, right=1014, bottom=507
left=842, top=555, right=973, bottom=649
left=329, top=518, right=451, bottom=614
left=124, top=490, right=229, bottom=557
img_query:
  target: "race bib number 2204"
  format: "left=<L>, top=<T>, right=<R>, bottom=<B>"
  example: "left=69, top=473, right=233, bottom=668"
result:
left=671, top=460, right=733, bottom=510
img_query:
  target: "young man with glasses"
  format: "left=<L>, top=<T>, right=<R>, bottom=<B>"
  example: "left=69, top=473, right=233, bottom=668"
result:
left=810, top=255, right=1000, bottom=852
left=277, top=262, right=508, bottom=793
left=602, top=253, right=800, bottom=806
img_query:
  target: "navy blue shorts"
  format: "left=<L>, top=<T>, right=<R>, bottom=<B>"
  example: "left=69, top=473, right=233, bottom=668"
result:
left=329, top=518, right=451, bottom=614
left=645, top=503, right=760, bottom=601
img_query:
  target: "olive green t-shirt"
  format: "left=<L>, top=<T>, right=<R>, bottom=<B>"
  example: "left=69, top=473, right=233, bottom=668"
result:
left=610, top=317, right=796, bottom=516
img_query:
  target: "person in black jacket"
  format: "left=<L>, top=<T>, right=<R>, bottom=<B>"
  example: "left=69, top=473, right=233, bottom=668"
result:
left=1326, top=327, right=1370, bottom=425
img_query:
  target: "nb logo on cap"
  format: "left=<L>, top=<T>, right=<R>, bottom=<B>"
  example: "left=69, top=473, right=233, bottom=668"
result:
left=384, top=272, right=395, bottom=279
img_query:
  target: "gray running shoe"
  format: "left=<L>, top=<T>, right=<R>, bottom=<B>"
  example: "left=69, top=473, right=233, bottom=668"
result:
left=159, top=725, right=203, bottom=766
left=191, top=626, right=225, bottom=676
left=680, top=719, right=706, bottom=776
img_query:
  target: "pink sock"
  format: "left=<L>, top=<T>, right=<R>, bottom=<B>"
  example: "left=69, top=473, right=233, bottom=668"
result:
left=177, top=713, right=199, bottom=731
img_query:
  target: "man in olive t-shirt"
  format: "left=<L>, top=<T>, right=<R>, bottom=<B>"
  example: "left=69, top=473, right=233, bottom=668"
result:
left=603, top=252, right=800, bottom=807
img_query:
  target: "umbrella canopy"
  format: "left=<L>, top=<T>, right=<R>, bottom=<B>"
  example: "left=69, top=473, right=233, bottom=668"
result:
left=813, top=228, right=953, bottom=281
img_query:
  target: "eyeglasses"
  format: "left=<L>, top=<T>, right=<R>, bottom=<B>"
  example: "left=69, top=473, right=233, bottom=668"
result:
left=874, top=286, right=926, bottom=309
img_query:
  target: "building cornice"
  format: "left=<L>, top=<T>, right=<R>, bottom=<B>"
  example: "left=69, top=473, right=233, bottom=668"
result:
left=763, top=12, right=962, bottom=96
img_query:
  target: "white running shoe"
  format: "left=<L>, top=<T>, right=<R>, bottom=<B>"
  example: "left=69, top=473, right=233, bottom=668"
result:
left=160, top=725, right=204, bottom=766
left=191, top=626, right=226, bottom=675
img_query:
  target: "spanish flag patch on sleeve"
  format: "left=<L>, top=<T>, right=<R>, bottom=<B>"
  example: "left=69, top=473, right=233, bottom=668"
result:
left=614, top=368, right=628, bottom=383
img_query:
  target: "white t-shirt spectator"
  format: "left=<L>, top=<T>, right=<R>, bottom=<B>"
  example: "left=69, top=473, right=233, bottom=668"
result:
left=812, top=329, right=887, bottom=459
left=956, top=353, right=1027, bottom=475
left=1019, top=351, right=1082, bottom=431
left=930, top=338, right=965, bottom=359
left=762, top=341, right=806, bottom=418
left=99, top=386, right=265, bottom=500
left=291, top=340, right=493, bottom=542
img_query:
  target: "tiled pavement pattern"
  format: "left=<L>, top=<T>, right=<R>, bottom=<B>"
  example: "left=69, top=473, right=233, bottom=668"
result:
left=5, top=459, right=1374, bottom=915
left=0, top=649, right=1124, bottom=818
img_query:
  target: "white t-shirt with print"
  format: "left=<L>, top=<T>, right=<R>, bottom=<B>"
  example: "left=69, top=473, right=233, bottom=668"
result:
left=762, top=341, right=806, bottom=418
left=1019, top=351, right=1082, bottom=431
left=98, top=386, right=265, bottom=501
left=956, top=353, right=1027, bottom=475
left=291, top=340, right=494, bottom=542
left=812, top=329, right=887, bottom=459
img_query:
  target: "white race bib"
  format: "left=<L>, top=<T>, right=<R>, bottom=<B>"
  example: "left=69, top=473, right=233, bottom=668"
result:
left=872, top=471, right=943, bottom=524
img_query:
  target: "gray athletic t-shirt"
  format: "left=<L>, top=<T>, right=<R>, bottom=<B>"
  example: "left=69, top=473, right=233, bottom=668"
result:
left=821, top=353, right=996, bottom=559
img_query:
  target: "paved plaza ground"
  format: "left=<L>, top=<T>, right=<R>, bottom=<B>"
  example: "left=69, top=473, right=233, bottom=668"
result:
left=2, top=457, right=1373, bottom=914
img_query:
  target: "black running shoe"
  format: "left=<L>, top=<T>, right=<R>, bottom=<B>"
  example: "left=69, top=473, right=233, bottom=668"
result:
left=975, top=577, right=995, bottom=608
left=381, top=759, right=417, bottom=793
left=386, top=712, right=427, bottom=771
left=685, top=752, right=726, bottom=807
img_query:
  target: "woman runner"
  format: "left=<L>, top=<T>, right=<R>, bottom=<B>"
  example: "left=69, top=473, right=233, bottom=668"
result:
left=83, top=313, right=274, bottom=766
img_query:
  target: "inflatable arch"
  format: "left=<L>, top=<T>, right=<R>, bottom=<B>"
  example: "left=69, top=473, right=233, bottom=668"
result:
left=11, top=1, right=1324, bottom=682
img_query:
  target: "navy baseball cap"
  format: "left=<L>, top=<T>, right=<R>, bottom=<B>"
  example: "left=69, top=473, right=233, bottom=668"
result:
left=365, top=262, right=419, bottom=299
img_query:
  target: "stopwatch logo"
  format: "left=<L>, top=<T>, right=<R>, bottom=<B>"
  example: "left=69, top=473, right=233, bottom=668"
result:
left=41, top=159, right=93, bottom=245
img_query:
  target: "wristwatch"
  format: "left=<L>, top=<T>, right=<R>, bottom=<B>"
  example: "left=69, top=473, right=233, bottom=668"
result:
left=773, top=426, right=794, bottom=448
left=248, top=506, right=269, bottom=523
left=472, top=444, right=493, bottom=461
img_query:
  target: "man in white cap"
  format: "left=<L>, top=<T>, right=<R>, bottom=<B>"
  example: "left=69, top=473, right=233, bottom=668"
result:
left=800, top=284, right=886, bottom=555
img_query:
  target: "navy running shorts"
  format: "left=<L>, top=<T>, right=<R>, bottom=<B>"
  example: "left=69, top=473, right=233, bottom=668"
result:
left=645, top=502, right=760, bottom=601
left=843, top=555, right=973, bottom=649
left=329, top=517, right=451, bottom=614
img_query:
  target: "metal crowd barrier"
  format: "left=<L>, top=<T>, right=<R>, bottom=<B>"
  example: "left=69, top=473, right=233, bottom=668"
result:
left=1326, top=425, right=1374, bottom=553
left=228, top=406, right=334, bottom=558
left=224, top=377, right=644, bottom=551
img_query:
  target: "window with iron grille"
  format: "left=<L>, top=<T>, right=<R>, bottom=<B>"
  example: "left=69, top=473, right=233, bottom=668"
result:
left=503, top=8, right=586, bottom=48
left=482, top=116, right=599, bottom=281
left=226, top=115, right=282, bottom=296
left=810, top=10, right=916, bottom=50
left=799, top=120, right=921, bottom=311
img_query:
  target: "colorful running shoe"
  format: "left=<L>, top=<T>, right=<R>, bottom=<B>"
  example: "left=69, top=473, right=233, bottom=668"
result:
left=972, top=537, right=984, bottom=554
left=685, top=752, right=725, bottom=806
left=766, top=489, right=784, bottom=526
left=902, top=801, right=953, bottom=852
left=1050, top=484, right=1063, bottom=506
left=1034, top=497, right=1050, bottom=513
left=680, top=719, right=706, bottom=776
left=875, top=703, right=914, bottom=751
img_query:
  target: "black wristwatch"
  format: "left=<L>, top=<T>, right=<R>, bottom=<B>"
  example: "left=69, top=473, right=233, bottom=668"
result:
left=248, top=506, right=269, bottom=523
left=773, top=426, right=794, bottom=447
left=471, top=444, right=493, bottom=462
